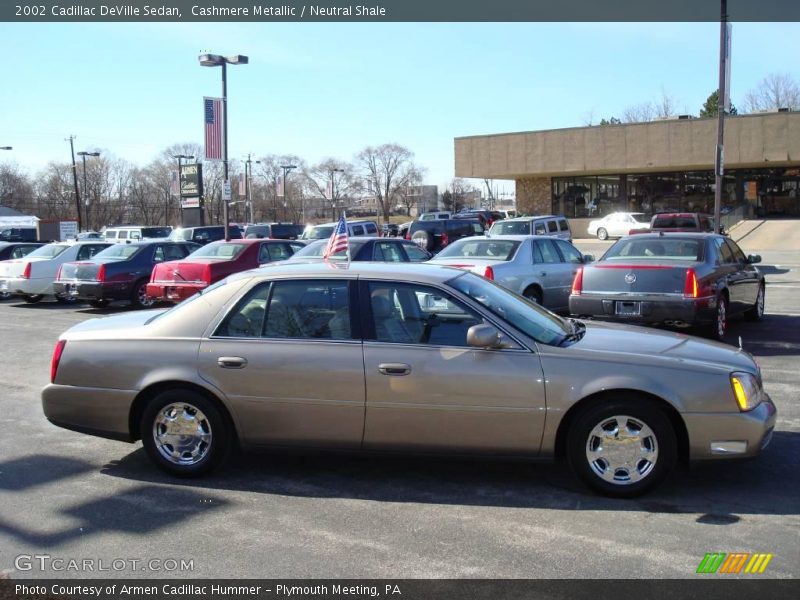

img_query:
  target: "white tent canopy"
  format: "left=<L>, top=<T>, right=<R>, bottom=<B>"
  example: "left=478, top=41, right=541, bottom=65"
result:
left=0, top=216, right=39, bottom=228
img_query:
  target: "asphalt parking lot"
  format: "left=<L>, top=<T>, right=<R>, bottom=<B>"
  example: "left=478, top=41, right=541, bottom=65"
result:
left=0, top=242, right=798, bottom=579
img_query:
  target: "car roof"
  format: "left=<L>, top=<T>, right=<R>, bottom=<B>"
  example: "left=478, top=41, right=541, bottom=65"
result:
left=311, top=220, right=377, bottom=226
left=619, top=232, right=719, bottom=240
left=500, top=215, right=562, bottom=222
left=237, top=261, right=466, bottom=284
left=463, top=235, right=559, bottom=242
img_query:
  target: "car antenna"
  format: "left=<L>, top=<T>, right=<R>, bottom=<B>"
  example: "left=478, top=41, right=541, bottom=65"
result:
left=738, top=336, right=743, bottom=350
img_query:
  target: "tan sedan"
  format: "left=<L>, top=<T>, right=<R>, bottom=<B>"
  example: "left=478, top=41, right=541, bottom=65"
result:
left=42, top=263, right=776, bottom=497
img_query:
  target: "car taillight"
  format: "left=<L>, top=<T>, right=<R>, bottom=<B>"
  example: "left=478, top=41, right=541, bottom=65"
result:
left=484, top=266, right=494, bottom=281
left=441, top=232, right=449, bottom=246
left=22, top=262, right=31, bottom=279
left=96, top=264, right=106, bottom=282
left=405, top=231, right=411, bottom=240
left=203, top=264, right=213, bottom=284
left=683, top=268, right=699, bottom=298
left=571, top=267, right=584, bottom=295
left=56, top=265, right=63, bottom=280
left=51, top=339, right=66, bottom=383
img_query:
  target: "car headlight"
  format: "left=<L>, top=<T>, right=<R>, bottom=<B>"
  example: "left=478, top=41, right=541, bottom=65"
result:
left=730, top=372, right=764, bottom=412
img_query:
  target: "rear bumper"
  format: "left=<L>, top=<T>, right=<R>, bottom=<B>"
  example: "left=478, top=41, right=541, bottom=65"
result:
left=569, top=294, right=717, bottom=325
left=146, top=282, right=205, bottom=303
left=42, top=384, right=137, bottom=442
left=53, top=280, right=130, bottom=301
left=0, top=277, right=53, bottom=296
left=685, top=395, right=777, bottom=461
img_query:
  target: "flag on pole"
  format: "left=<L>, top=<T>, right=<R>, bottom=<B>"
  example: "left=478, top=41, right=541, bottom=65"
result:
left=325, top=180, right=333, bottom=200
left=204, top=97, right=224, bottom=161
left=170, top=171, right=179, bottom=196
left=322, top=212, right=349, bottom=260
left=276, top=177, right=284, bottom=198
left=238, top=175, right=246, bottom=197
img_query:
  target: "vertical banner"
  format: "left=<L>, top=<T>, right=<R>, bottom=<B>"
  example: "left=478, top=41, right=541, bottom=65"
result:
left=325, top=180, right=333, bottom=200
left=723, top=23, right=732, bottom=112
left=203, top=97, right=224, bottom=161
left=276, top=177, right=284, bottom=198
left=238, top=175, right=246, bottom=197
left=170, top=170, right=179, bottom=196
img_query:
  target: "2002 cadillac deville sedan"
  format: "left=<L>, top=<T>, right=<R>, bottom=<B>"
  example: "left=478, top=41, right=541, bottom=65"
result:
left=42, top=262, right=776, bottom=497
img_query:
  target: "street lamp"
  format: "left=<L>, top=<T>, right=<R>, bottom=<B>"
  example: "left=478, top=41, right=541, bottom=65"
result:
left=199, top=53, right=249, bottom=240
left=77, top=151, right=100, bottom=231
left=329, top=168, right=344, bottom=220
left=280, top=164, right=297, bottom=222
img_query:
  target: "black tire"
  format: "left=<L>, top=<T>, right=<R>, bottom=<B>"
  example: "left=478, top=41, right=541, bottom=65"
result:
left=140, top=388, right=231, bottom=477
left=745, top=284, right=765, bottom=321
left=411, top=230, right=434, bottom=252
left=0, top=291, right=12, bottom=300
left=702, top=294, right=728, bottom=341
left=597, top=227, right=608, bottom=241
left=23, top=294, right=44, bottom=304
left=130, top=279, right=155, bottom=309
left=566, top=395, right=677, bottom=498
left=89, top=299, right=110, bottom=309
left=523, top=286, right=543, bottom=306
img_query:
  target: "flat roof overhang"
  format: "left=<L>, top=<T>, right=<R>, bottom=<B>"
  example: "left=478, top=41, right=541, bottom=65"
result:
left=454, top=112, right=800, bottom=180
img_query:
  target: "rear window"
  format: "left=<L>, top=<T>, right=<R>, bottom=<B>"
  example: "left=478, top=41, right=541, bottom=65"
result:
left=190, top=242, right=247, bottom=259
left=437, top=240, right=520, bottom=261
left=305, top=226, right=335, bottom=240
left=169, top=228, right=192, bottom=241
left=94, top=245, right=142, bottom=260
left=491, top=221, right=530, bottom=235
left=27, top=244, right=69, bottom=259
left=351, top=225, right=365, bottom=236
left=652, top=216, right=697, bottom=229
left=141, top=227, right=172, bottom=238
left=364, top=223, right=378, bottom=235
left=604, top=238, right=703, bottom=261
left=547, top=221, right=558, bottom=233
left=270, top=224, right=296, bottom=237
left=558, top=219, right=570, bottom=232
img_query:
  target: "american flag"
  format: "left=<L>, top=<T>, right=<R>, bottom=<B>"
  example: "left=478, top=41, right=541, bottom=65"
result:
left=322, top=213, right=349, bottom=260
left=204, top=97, right=223, bottom=161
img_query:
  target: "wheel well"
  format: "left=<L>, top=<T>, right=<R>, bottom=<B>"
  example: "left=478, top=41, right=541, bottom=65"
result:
left=553, top=389, right=690, bottom=465
left=129, top=381, right=239, bottom=444
left=523, top=284, right=543, bottom=298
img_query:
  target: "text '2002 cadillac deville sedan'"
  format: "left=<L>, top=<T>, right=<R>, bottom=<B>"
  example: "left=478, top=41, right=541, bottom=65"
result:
left=42, top=262, right=775, bottom=497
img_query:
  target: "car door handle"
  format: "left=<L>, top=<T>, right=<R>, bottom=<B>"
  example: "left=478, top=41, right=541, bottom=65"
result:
left=539, top=272, right=547, bottom=276
left=378, top=363, right=411, bottom=376
left=217, top=356, right=248, bottom=369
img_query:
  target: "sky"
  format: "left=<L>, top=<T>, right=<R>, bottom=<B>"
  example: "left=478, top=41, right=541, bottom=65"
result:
left=1, top=21, right=799, bottom=195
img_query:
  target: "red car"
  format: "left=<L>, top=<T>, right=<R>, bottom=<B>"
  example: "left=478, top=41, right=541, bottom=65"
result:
left=146, top=239, right=305, bottom=303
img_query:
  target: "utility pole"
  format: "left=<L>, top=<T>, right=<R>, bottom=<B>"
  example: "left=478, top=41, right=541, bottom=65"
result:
left=245, top=153, right=255, bottom=224
left=66, top=136, right=82, bottom=231
left=713, top=0, right=729, bottom=234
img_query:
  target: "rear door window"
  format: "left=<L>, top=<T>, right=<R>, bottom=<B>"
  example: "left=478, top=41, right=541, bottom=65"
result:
left=374, top=242, right=405, bottom=262
left=533, top=239, right=561, bottom=264
left=554, top=240, right=583, bottom=264
left=267, top=243, right=292, bottom=262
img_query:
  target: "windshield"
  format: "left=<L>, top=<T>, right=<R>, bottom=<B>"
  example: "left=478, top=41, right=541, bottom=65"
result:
left=449, top=272, right=569, bottom=345
left=168, top=229, right=192, bottom=241
left=604, top=238, right=703, bottom=261
left=437, top=239, right=520, bottom=261
left=93, top=245, right=142, bottom=260
left=189, top=242, right=247, bottom=259
left=26, top=244, right=69, bottom=259
left=292, top=239, right=366, bottom=259
left=302, top=225, right=335, bottom=240
left=142, top=227, right=172, bottom=238
left=491, top=221, right=530, bottom=235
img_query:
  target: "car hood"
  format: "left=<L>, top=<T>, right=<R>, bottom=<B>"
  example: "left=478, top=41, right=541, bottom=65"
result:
left=569, top=319, right=758, bottom=374
left=62, top=309, right=167, bottom=339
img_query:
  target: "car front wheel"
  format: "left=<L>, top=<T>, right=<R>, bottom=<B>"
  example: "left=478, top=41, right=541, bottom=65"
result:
left=597, top=228, right=608, bottom=241
left=566, top=397, right=677, bottom=497
left=140, top=389, right=231, bottom=477
left=745, top=284, right=765, bottom=321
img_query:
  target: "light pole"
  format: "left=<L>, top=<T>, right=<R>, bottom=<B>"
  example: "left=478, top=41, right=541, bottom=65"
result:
left=280, top=164, right=297, bottom=222
left=329, top=168, right=344, bottom=220
left=65, top=136, right=82, bottom=231
left=199, top=53, right=249, bottom=240
left=713, top=0, right=729, bottom=233
left=0, top=146, right=11, bottom=151
left=245, top=154, right=260, bottom=224
left=77, top=151, right=100, bottom=231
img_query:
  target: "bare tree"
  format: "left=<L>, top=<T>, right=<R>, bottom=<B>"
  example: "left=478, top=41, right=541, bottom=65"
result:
left=356, top=143, right=419, bottom=222
left=743, top=73, right=800, bottom=112
left=654, top=89, right=678, bottom=119
left=397, top=167, right=425, bottom=216
left=0, top=164, right=35, bottom=214
left=302, top=158, right=362, bottom=221
left=622, top=101, right=655, bottom=123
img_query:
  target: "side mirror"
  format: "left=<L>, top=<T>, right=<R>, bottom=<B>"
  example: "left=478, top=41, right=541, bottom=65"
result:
left=583, top=254, right=595, bottom=263
left=467, top=324, right=513, bottom=349
left=748, top=254, right=762, bottom=264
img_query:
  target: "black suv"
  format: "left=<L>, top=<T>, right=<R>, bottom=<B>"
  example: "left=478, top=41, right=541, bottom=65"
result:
left=244, top=223, right=304, bottom=240
left=168, top=225, right=243, bottom=245
left=407, top=219, right=485, bottom=253
left=453, top=209, right=505, bottom=228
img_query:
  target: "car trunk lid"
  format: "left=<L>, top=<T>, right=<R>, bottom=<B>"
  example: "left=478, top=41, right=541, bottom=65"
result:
left=151, top=259, right=213, bottom=284
left=581, top=261, right=697, bottom=295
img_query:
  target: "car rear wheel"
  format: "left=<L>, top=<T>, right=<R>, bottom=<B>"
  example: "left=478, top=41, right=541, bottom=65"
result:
left=523, top=286, right=543, bottom=305
left=567, top=397, right=677, bottom=497
left=141, top=389, right=231, bottom=477
left=745, top=284, right=765, bottom=321
left=130, top=279, right=155, bottom=309
left=411, top=230, right=434, bottom=252
left=0, top=291, right=11, bottom=300
left=597, top=228, right=608, bottom=241
left=23, top=294, right=43, bottom=303
left=702, top=294, right=728, bottom=340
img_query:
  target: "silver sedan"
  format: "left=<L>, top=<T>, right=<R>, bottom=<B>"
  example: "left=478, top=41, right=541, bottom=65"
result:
left=42, top=263, right=776, bottom=498
left=427, top=235, right=591, bottom=311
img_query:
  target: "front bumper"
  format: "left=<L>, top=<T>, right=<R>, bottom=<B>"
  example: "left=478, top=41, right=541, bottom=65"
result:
left=570, top=294, right=717, bottom=326
left=684, top=395, right=777, bottom=461
left=146, top=282, right=205, bottom=303
left=42, top=383, right=137, bottom=442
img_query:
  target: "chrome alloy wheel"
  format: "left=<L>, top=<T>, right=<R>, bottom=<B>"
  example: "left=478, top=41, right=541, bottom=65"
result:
left=153, top=403, right=213, bottom=466
left=716, top=297, right=727, bottom=338
left=756, top=286, right=765, bottom=318
left=137, top=283, right=155, bottom=307
left=585, top=415, right=659, bottom=485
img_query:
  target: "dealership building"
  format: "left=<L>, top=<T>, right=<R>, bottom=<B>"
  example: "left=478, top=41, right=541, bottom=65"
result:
left=454, top=111, right=800, bottom=223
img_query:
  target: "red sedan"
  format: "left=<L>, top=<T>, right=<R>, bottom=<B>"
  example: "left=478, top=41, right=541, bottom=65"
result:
left=146, top=239, right=305, bottom=303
